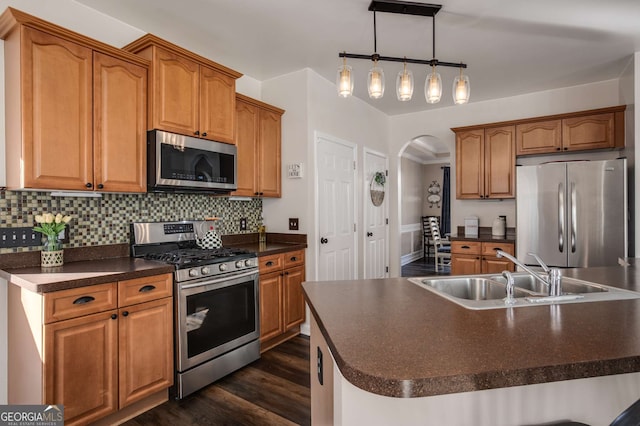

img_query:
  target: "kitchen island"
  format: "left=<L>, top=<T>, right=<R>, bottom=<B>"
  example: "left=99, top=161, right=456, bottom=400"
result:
left=303, top=261, right=640, bottom=425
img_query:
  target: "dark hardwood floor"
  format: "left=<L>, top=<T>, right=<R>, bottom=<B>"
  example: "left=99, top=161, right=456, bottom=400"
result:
left=125, top=336, right=310, bottom=426
left=402, top=256, right=451, bottom=277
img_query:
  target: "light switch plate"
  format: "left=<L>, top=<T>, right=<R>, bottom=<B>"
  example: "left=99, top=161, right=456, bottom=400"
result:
left=289, top=218, right=299, bottom=231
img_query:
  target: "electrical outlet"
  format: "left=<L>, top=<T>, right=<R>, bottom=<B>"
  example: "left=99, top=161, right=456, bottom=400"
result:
left=240, top=218, right=247, bottom=231
left=289, top=218, right=299, bottom=231
left=0, top=227, right=42, bottom=248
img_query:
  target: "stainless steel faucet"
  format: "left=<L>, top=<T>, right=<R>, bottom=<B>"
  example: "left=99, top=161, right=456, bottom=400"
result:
left=502, top=270, right=516, bottom=305
left=495, top=251, right=562, bottom=296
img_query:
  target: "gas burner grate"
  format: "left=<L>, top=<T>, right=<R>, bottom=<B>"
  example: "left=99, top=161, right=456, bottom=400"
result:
left=144, top=247, right=250, bottom=266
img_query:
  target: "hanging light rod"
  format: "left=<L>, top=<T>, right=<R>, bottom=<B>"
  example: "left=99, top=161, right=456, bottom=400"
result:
left=337, top=0, right=470, bottom=104
left=338, top=53, right=466, bottom=69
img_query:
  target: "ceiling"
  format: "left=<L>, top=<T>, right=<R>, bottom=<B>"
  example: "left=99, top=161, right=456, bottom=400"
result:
left=75, top=0, right=640, bottom=118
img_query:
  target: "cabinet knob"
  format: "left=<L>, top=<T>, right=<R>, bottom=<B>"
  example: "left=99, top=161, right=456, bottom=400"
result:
left=556, top=147, right=561, bottom=151
left=122, top=311, right=129, bottom=317
left=259, top=192, right=264, bottom=196
left=563, top=147, right=568, bottom=150
left=202, top=132, right=207, bottom=137
left=111, top=314, right=117, bottom=320
left=266, top=261, right=274, bottom=267
left=85, top=182, right=93, bottom=188
left=97, top=184, right=104, bottom=189
left=285, top=271, right=289, bottom=275
left=194, top=130, right=200, bottom=136
left=290, top=256, right=297, bottom=261
left=254, top=192, right=259, bottom=196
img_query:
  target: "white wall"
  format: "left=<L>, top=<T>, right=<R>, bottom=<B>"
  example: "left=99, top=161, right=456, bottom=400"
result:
left=388, top=79, right=623, bottom=274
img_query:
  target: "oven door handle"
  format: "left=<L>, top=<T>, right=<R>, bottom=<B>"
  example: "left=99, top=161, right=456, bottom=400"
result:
left=179, top=269, right=258, bottom=290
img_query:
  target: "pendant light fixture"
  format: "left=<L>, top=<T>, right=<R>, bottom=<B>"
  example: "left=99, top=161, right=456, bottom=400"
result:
left=425, top=65, right=442, bottom=103
left=337, top=0, right=470, bottom=106
left=336, top=55, right=354, bottom=98
left=396, top=60, right=413, bottom=101
left=452, top=66, right=470, bottom=104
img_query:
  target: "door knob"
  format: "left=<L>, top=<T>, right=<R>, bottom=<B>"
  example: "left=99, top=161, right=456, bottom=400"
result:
left=367, top=232, right=373, bottom=237
left=320, top=237, right=328, bottom=244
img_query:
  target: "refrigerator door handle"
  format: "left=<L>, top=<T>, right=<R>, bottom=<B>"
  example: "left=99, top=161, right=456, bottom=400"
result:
left=570, top=182, right=577, bottom=253
left=558, top=182, right=564, bottom=253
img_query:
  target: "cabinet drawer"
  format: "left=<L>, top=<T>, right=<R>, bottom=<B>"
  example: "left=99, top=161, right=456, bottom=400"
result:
left=283, top=250, right=305, bottom=268
left=451, top=241, right=481, bottom=255
left=118, top=273, right=173, bottom=307
left=482, top=242, right=514, bottom=257
left=259, top=254, right=283, bottom=275
left=44, top=282, right=117, bottom=324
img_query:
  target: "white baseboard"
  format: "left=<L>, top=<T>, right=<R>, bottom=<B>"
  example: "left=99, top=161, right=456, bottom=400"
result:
left=401, top=251, right=423, bottom=266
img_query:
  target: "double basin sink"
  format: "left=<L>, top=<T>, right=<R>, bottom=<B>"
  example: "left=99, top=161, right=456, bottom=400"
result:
left=408, top=273, right=640, bottom=310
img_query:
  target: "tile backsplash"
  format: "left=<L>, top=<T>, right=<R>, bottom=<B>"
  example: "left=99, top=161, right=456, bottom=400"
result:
left=0, top=191, right=262, bottom=254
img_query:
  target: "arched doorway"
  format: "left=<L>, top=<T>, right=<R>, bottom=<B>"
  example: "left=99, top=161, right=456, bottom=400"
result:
left=398, top=135, right=451, bottom=277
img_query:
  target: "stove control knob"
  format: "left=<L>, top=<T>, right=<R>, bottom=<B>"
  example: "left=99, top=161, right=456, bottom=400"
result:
left=244, top=259, right=253, bottom=267
left=235, top=260, right=244, bottom=268
left=219, top=263, right=227, bottom=272
left=189, top=269, right=199, bottom=277
left=201, top=267, right=210, bottom=275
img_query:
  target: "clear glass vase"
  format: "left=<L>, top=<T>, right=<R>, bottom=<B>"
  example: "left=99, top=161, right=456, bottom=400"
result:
left=43, top=235, right=62, bottom=251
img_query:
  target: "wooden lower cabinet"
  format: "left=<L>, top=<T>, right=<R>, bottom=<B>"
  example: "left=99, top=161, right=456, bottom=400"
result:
left=451, top=241, right=515, bottom=275
left=10, top=273, right=174, bottom=426
left=259, top=249, right=306, bottom=352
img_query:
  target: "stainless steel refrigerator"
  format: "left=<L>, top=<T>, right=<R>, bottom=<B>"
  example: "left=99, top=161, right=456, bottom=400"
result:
left=516, top=158, right=627, bottom=268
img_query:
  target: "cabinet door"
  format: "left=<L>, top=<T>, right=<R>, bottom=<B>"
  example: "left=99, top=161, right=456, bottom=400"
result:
left=562, top=113, right=615, bottom=151
left=450, top=254, right=481, bottom=275
left=484, top=125, right=515, bottom=199
left=258, top=109, right=282, bottom=197
left=260, top=272, right=283, bottom=341
left=22, top=27, right=93, bottom=190
left=516, top=120, right=562, bottom=155
left=44, top=310, right=118, bottom=425
left=284, top=266, right=305, bottom=330
left=200, top=65, right=236, bottom=143
left=482, top=257, right=515, bottom=274
left=152, top=48, right=199, bottom=136
left=118, top=297, right=173, bottom=408
left=93, top=52, right=147, bottom=192
left=232, top=98, right=259, bottom=196
left=455, top=129, right=484, bottom=199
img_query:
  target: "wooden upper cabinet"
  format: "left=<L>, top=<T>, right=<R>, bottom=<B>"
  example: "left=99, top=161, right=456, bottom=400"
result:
left=152, top=47, right=199, bottom=136
left=514, top=106, right=625, bottom=155
left=455, top=126, right=514, bottom=200
left=233, top=98, right=259, bottom=196
left=200, top=65, right=236, bottom=143
left=516, top=119, right=562, bottom=155
left=124, top=34, right=242, bottom=144
left=93, top=52, right=147, bottom=192
left=20, top=27, right=93, bottom=190
left=258, top=109, right=283, bottom=197
left=232, top=94, right=284, bottom=198
left=562, top=112, right=615, bottom=151
left=455, top=129, right=485, bottom=199
left=484, top=125, right=515, bottom=198
left=0, top=8, right=149, bottom=192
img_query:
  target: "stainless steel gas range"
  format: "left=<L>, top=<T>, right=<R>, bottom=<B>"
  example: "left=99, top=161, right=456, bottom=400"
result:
left=131, top=221, right=260, bottom=399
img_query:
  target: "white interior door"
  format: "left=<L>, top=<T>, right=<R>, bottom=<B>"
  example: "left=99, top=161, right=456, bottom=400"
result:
left=364, top=149, right=389, bottom=278
left=315, top=133, right=357, bottom=281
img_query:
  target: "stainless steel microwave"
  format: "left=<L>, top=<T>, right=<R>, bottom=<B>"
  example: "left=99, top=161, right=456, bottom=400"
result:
left=147, top=130, right=237, bottom=193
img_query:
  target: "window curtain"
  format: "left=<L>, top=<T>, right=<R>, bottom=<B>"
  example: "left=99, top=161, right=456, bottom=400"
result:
left=441, top=166, right=451, bottom=235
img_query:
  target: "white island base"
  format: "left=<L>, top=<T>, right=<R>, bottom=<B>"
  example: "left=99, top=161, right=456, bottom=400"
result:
left=311, top=317, right=640, bottom=426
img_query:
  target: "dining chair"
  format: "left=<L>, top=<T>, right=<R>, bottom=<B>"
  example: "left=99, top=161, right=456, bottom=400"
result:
left=429, top=217, right=451, bottom=272
left=421, top=216, right=436, bottom=259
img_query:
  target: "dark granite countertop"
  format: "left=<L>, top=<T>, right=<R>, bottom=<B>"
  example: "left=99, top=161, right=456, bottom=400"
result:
left=224, top=232, right=307, bottom=257
left=0, top=257, right=174, bottom=293
left=449, top=226, right=516, bottom=244
left=302, top=260, right=640, bottom=398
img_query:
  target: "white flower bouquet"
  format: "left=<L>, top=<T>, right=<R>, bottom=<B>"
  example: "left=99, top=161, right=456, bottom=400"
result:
left=34, top=213, right=72, bottom=251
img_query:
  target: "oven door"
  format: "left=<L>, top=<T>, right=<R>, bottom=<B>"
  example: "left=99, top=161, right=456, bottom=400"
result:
left=176, top=269, right=259, bottom=372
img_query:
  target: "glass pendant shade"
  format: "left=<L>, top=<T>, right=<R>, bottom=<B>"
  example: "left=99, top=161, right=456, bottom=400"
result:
left=396, top=63, right=414, bottom=101
left=368, top=61, right=385, bottom=99
left=425, top=66, right=442, bottom=104
left=337, top=58, right=354, bottom=98
left=452, top=70, right=470, bottom=104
